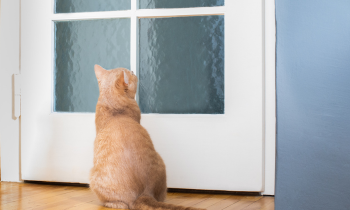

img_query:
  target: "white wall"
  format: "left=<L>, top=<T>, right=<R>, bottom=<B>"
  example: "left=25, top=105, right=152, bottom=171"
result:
left=0, top=0, right=21, bottom=182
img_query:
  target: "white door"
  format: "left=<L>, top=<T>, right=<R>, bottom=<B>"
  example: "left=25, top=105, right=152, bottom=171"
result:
left=22, top=0, right=264, bottom=192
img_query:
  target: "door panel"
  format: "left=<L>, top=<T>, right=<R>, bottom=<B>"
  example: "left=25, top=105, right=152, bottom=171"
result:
left=22, top=0, right=264, bottom=191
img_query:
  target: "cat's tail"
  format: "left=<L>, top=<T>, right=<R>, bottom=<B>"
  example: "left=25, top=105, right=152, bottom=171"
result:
left=133, top=195, right=206, bottom=210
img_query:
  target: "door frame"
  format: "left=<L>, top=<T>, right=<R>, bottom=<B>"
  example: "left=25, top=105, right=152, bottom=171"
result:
left=0, top=0, right=21, bottom=183
left=0, top=0, right=276, bottom=195
left=263, top=0, right=276, bottom=196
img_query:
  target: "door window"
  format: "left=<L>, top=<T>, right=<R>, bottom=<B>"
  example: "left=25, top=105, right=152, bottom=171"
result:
left=53, top=0, right=225, bottom=114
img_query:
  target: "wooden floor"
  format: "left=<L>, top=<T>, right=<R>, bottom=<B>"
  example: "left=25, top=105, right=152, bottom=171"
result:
left=0, top=182, right=274, bottom=210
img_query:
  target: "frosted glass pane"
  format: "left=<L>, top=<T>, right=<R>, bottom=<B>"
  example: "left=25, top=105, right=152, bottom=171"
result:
left=54, top=19, right=130, bottom=112
left=139, top=16, right=224, bottom=114
left=55, top=0, right=130, bottom=13
left=139, top=0, right=224, bottom=9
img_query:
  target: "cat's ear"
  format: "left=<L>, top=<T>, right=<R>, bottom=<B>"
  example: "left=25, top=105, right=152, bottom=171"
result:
left=123, top=71, right=129, bottom=86
left=117, top=71, right=129, bottom=88
left=94, top=65, right=107, bottom=80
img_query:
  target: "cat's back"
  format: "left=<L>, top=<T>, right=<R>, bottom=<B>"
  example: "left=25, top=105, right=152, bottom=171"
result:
left=107, top=116, right=149, bottom=139
left=95, top=115, right=155, bottom=155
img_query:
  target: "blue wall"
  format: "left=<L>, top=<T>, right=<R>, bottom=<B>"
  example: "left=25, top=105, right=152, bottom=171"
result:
left=275, top=1, right=350, bottom=209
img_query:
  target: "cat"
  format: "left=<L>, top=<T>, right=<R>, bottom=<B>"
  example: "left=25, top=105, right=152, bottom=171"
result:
left=90, top=65, right=205, bottom=210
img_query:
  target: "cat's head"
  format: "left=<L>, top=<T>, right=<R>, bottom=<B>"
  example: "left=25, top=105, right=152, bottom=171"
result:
left=94, top=65, right=138, bottom=101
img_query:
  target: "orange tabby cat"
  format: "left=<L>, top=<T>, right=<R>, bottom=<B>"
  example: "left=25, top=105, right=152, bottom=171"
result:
left=90, top=65, right=204, bottom=210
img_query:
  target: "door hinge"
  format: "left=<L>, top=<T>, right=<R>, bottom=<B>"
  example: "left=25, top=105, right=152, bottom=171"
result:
left=14, top=74, right=21, bottom=118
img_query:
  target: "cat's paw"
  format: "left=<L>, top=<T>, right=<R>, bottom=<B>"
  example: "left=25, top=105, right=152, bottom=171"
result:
left=104, top=201, right=129, bottom=209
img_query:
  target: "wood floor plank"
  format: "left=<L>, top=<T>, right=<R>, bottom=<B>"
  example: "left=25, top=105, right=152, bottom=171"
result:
left=30, top=189, right=95, bottom=210
left=0, top=182, right=274, bottom=210
left=65, top=199, right=108, bottom=210
left=177, top=194, right=213, bottom=207
left=191, top=194, right=232, bottom=208
left=1, top=186, right=83, bottom=209
left=241, top=196, right=263, bottom=202
left=0, top=183, right=66, bottom=204
left=222, top=201, right=255, bottom=210
left=260, top=199, right=274, bottom=210
left=242, top=197, right=274, bottom=210
left=206, top=195, right=245, bottom=210
left=166, top=193, right=207, bottom=205
left=165, top=193, right=194, bottom=203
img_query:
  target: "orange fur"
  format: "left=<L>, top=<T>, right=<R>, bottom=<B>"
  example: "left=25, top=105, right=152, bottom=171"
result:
left=90, top=65, right=205, bottom=210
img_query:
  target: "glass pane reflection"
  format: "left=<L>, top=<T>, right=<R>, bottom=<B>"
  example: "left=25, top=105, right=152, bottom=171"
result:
left=139, top=16, right=225, bottom=114
left=54, top=19, right=130, bottom=112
